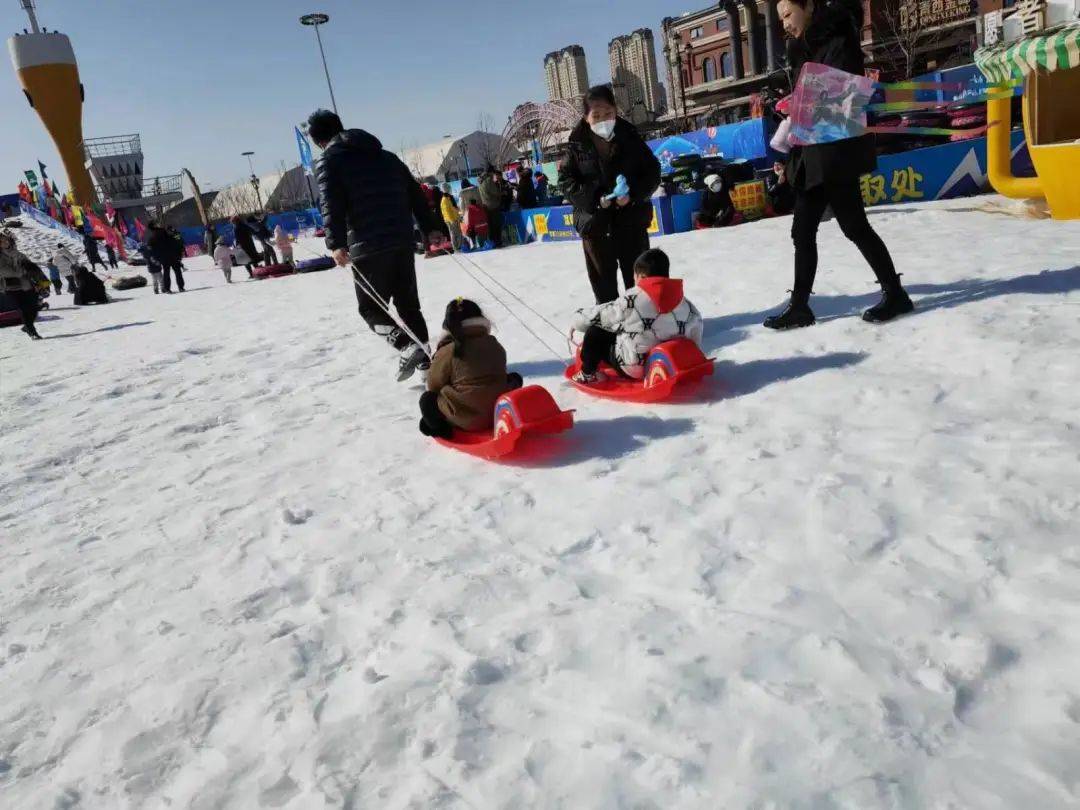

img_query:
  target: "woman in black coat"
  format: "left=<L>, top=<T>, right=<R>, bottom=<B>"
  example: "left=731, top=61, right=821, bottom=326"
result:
left=765, top=0, right=911, bottom=328
left=561, top=85, right=661, bottom=304
left=231, top=216, right=262, bottom=273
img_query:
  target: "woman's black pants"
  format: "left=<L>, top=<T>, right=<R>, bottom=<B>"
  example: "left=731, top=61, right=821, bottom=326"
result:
left=582, top=222, right=649, bottom=305
left=791, top=179, right=899, bottom=305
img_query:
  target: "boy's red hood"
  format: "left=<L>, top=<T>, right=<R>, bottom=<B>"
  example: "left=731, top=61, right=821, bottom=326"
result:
left=636, top=276, right=684, bottom=313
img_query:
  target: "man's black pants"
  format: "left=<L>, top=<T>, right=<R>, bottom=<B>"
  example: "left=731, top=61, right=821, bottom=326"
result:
left=9, top=289, right=39, bottom=331
left=162, top=261, right=185, bottom=293
left=352, top=248, right=429, bottom=350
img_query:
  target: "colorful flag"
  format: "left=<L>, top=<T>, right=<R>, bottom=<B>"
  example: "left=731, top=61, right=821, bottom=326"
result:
left=296, top=126, right=314, bottom=175
left=38, top=160, right=48, bottom=180
left=86, top=212, right=108, bottom=238
left=24, top=170, right=38, bottom=189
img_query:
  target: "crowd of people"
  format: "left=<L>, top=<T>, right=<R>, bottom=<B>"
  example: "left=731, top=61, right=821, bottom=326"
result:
left=305, top=0, right=913, bottom=439
left=421, top=164, right=552, bottom=254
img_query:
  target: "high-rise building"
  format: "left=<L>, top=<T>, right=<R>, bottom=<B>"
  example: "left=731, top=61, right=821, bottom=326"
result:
left=608, top=29, right=664, bottom=124
left=543, top=45, right=589, bottom=102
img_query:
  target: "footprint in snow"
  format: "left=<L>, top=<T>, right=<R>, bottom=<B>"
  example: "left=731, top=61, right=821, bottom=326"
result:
left=282, top=507, right=313, bottom=526
left=464, top=659, right=504, bottom=686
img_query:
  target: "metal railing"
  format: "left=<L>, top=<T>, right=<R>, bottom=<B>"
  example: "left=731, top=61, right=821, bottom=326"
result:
left=82, top=134, right=143, bottom=160
left=141, top=174, right=183, bottom=198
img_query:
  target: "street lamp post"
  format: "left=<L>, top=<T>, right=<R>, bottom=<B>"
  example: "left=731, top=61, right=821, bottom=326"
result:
left=300, top=13, right=338, bottom=115
left=242, top=151, right=263, bottom=211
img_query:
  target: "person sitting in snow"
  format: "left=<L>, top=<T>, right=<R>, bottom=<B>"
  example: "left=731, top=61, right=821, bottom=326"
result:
left=73, top=264, right=109, bottom=305
left=694, top=173, right=737, bottom=229
left=766, top=160, right=795, bottom=217
left=213, top=238, right=234, bottom=283
left=569, top=247, right=703, bottom=385
left=419, top=298, right=523, bottom=439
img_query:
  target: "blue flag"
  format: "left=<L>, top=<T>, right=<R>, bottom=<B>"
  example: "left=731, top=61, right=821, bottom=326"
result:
left=38, top=160, right=48, bottom=180
left=296, top=127, right=314, bottom=175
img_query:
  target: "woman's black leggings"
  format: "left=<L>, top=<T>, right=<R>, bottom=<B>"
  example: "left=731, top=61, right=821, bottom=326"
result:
left=791, top=179, right=898, bottom=305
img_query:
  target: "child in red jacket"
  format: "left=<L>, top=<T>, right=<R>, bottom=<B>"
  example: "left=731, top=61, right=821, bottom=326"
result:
left=461, top=203, right=489, bottom=249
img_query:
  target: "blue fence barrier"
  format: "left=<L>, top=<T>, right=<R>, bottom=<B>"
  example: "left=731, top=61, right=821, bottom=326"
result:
left=515, top=198, right=677, bottom=244
left=178, top=208, right=324, bottom=248
left=512, top=130, right=1034, bottom=240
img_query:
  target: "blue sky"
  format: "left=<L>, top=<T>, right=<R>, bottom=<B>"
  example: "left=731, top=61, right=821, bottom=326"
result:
left=1, top=0, right=688, bottom=194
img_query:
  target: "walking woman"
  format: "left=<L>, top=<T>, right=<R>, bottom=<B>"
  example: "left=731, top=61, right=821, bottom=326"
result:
left=765, top=0, right=912, bottom=329
left=0, top=229, right=44, bottom=339
left=562, top=85, right=661, bottom=304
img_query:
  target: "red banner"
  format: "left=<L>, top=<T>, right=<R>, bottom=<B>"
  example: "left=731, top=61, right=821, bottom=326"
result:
left=85, top=212, right=108, bottom=239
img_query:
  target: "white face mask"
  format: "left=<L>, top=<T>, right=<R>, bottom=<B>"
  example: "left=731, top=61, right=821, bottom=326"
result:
left=590, top=120, right=616, bottom=141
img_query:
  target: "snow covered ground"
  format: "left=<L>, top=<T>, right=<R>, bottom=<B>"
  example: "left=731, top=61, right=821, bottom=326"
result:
left=2, top=198, right=1079, bottom=809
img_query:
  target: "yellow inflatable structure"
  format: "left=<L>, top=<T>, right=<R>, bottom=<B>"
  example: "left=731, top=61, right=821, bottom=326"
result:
left=7, top=6, right=96, bottom=206
left=977, top=23, right=1080, bottom=220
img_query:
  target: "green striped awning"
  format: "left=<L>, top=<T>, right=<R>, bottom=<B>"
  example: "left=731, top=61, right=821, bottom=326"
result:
left=975, top=23, right=1080, bottom=84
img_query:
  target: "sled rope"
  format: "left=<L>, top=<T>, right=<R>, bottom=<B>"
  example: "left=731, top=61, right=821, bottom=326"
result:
left=296, top=242, right=432, bottom=359
left=453, top=251, right=567, bottom=339
left=446, top=251, right=569, bottom=365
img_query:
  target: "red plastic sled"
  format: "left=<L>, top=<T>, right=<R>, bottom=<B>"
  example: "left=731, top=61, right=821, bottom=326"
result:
left=253, top=263, right=294, bottom=279
left=435, top=384, right=574, bottom=460
left=425, top=234, right=454, bottom=258
left=0, top=309, right=23, bottom=327
left=564, top=339, right=714, bottom=402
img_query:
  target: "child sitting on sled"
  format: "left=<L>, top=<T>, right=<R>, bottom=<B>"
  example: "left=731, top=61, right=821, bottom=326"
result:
left=420, top=298, right=523, bottom=439
left=569, top=248, right=703, bottom=385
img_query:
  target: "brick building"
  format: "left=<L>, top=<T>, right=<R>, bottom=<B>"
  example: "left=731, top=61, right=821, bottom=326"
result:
left=661, top=1, right=785, bottom=127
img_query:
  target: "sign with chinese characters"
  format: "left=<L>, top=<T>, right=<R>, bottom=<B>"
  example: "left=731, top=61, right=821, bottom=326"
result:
left=983, top=10, right=1003, bottom=45
left=523, top=201, right=674, bottom=242
left=900, top=0, right=976, bottom=32
left=731, top=180, right=767, bottom=219
left=860, top=129, right=1031, bottom=209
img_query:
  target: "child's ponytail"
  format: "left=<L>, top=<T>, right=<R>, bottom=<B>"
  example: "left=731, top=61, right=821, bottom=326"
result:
left=443, top=297, right=484, bottom=358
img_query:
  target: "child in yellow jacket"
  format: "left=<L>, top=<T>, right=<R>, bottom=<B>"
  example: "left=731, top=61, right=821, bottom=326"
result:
left=440, top=190, right=462, bottom=252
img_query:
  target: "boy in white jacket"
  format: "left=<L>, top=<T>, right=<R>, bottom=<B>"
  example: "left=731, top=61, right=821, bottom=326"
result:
left=570, top=248, right=703, bottom=384
left=212, top=238, right=234, bottom=283
left=51, top=243, right=77, bottom=293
